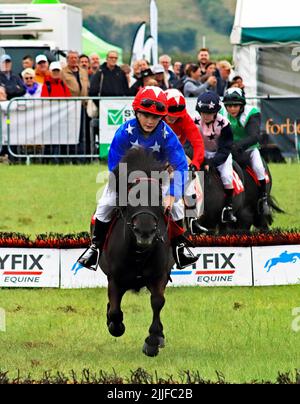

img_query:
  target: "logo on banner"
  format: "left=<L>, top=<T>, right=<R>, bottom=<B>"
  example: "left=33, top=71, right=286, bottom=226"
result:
left=0, top=253, right=44, bottom=284
left=264, top=250, right=300, bottom=272
left=171, top=252, right=236, bottom=284
left=107, top=107, right=134, bottom=126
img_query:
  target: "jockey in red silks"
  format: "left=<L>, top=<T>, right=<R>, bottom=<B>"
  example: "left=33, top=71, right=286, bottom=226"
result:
left=164, top=88, right=206, bottom=234
left=77, top=86, right=199, bottom=271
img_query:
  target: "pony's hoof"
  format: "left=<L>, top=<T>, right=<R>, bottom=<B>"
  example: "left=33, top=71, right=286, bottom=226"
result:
left=142, top=342, right=159, bottom=357
left=108, top=322, right=125, bottom=337
left=158, top=337, right=165, bottom=348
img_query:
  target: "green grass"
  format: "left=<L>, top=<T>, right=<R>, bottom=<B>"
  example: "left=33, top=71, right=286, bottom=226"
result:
left=0, top=163, right=299, bottom=235
left=0, top=163, right=107, bottom=235
left=0, top=286, right=300, bottom=382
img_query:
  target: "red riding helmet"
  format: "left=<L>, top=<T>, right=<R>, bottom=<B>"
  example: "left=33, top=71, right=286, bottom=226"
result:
left=165, top=89, right=186, bottom=118
left=132, top=86, right=168, bottom=116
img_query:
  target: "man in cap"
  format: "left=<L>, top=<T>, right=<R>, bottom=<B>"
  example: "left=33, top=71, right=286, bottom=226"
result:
left=34, top=54, right=50, bottom=85
left=152, top=64, right=167, bottom=90
left=0, top=54, right=26, bottom=99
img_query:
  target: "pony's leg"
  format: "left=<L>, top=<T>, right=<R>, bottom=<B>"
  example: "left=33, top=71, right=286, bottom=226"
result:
left=143, top=278, right=167, bottom=357
left=106, top=279, right=126, bottom=337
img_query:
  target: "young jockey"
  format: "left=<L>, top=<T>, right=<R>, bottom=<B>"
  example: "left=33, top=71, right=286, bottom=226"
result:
left=164, top=88, right=206, bottom=234
left=195, top=91, right=237, bottom=224
left=78, top=86, right=199, bottom=271
left=222, top=88, right=270, bottom=215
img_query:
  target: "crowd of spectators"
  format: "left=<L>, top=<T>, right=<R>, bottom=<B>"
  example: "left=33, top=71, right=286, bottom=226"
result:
left=0, top=47, right=241, bottom=159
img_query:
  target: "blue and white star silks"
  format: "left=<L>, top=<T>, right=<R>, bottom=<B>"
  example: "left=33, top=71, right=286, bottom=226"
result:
left=107, top=118, right=188, bottom=197
left=130, top=139, right=140, bottom=149
left=126, top=123, right=135, bottom=135
left=150, top=141, right=161, bottom=153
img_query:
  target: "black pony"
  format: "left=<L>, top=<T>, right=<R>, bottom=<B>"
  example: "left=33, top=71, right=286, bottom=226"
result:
left=99, top=148, right=173, bottom=357
left=195, top=161, right=246, bottom=233
left=232, top=152, right=283, bottom=231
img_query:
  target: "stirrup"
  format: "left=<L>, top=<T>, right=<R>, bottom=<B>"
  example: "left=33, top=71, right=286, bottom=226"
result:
left=221, top=206, right=237, bottom=224
left=77, top=244, right=101, bottom=271
left=189, top=218, right=208, bottom=235
left=175, top=243, right=198, bottom=269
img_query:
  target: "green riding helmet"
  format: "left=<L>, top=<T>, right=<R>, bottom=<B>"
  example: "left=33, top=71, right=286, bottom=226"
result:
left=223, top=87, right=246, bottom=106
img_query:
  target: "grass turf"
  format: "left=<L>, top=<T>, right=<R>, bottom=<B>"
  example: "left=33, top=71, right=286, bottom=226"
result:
left=0, top=286, right=300, bottom=383
left=0, top=162, right=299, bottom=235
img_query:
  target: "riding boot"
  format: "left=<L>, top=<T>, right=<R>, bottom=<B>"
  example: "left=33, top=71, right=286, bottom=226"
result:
left=258, top=179, right=271, bottom=216
left=77, top=219, right=111, bottom=271
left=221, top=188, right=237, bottom=224
left=172, top=220, right=199, bottom=269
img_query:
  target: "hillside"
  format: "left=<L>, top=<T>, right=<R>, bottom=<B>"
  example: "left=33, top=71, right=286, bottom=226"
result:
left=0, top=0, right=237, bottom=58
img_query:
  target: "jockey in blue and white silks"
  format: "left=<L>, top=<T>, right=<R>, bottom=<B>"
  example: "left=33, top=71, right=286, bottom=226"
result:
left=77, top=86, right=199, bottom=271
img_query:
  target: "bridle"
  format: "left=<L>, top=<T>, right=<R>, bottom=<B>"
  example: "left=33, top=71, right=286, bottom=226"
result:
left=117, top=177, right=171, bottom=253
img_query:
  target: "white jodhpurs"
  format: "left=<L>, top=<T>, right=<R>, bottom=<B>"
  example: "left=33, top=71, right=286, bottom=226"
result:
left=205, top=151, right=234, bottom=189
left=248, top=148, right=265, bottom=180
left=95, top=183, right=185, bottom=223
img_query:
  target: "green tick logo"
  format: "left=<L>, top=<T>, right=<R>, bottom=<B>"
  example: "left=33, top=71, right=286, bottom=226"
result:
left=107, top=107, right=126, bottom=125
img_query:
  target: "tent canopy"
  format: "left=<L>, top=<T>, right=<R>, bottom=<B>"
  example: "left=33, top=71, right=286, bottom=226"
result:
left=231, top=0, right=300, bottom=44
left=31, top=1, right=123, bottom=62
left=82, top=26, right=123, bottom=63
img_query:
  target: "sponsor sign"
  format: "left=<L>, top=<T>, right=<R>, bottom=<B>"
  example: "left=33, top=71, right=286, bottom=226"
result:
left=170, top=247, right=252, bottom=287
left=261, top=98, right=300, bottom=157
left=98, top=98, right=198, bottom=158
left=60, top=249, right=108, bottom=288
left=0, top=249, right=59, bottom=287
left=252, top=245, right=300, bottom=286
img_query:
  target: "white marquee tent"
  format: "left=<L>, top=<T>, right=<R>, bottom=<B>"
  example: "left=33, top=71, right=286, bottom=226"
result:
left=231, top=0, right=300, bottom=97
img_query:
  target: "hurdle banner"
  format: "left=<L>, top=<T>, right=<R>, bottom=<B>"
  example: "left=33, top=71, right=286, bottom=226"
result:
left=0, top=245, right=299, bottom=288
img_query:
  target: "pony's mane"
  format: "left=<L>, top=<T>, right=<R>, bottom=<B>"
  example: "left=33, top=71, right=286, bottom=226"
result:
left=114, top=148, right=164, bottom=177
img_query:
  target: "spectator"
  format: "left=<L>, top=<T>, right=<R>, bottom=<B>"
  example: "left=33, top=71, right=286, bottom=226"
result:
left=34, top=54, right=50, bottom=85
left=22, top=55, right=34, bottom=70
left=139, top=59, right=150, bottom=72
left=152, top=64, right=168, bottom=90
left=61, top=51, right=90, bottom=156
left=89, top=50, right=128, bottom=97
left=128, top=68, right=155, bottom=95
left=200, top=61, right=217, bottom=83
left=183, top=64, right=216, bottom=97
left=41, top=62, right=71, bottom=97
left=89, top=53, right=101, bottom=76
left=173, top=61, right=182, bottom=80
left=21, top=68, right=42, bottom=98
left=230, top=75, right=245, bottom=94
left=0, top=86, right=7, bottom=101
left=159, top=54, right=178, bottom=88
left=0, top=54, right=26, bottom=99
left=132, top=60, right=142, bottom=81
left=79, top=54, right=92, bottom=77
left=61, top=50, right=89, bottom=97
left=197, top=48, right=210, bottom=76
left=121, top=63, right=135, bottom=87
left=216, top=60, right=233, bottom=97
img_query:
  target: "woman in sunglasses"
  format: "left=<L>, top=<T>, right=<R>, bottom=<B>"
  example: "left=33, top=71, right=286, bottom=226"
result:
left=77, top=86, right=199, bottom=271
left=21, top=68, right=42, bottom=98
left=164, top=89, right=206, bottom=234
